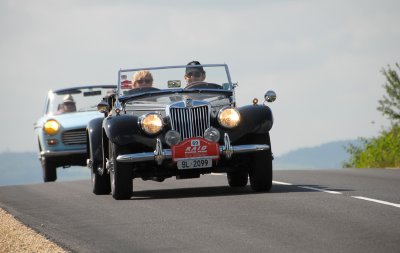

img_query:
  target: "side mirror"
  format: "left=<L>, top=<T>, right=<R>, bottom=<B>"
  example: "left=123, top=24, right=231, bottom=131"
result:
left=264, top=90, right=277, bottom=103
left=97, top=100, right=110, bottom=113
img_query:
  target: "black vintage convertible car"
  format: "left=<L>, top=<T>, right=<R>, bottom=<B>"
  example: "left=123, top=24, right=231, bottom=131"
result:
left=87, top=63, right=276, bottom=199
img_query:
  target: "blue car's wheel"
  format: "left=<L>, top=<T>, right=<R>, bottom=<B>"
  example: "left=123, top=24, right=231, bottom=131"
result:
left=41, top=157, right=57, bottom=182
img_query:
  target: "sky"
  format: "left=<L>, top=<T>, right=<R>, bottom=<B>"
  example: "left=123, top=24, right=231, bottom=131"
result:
left=0, top=0, right=399, bottom=156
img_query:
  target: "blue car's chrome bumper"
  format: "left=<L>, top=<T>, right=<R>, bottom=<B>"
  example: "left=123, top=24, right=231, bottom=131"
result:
left=40, top=149, right=86, bottom=158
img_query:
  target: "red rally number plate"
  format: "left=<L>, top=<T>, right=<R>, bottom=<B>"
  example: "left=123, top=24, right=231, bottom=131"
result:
left=172, top=138, right=220, bottom=162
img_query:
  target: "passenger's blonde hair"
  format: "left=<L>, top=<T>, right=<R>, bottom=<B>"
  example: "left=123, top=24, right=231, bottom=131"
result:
left=132, top=70, right=153, bottom=88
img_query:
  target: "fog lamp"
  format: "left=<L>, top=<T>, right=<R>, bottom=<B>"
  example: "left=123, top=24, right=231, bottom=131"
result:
left=165, top=130, right=181, bottom=146
left=204, top=127, right=220, bottom=142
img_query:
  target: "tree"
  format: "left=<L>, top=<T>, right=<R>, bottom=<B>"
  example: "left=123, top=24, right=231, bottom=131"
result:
left=344, top=63, right=400, bottom=168
left=377, top=63, right=400, bottom=123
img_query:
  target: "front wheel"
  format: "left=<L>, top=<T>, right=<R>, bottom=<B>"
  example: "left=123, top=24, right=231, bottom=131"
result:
left=248, top=133, right=273, bottom=192
left=227, top=170, right=248, bottom=187
left=249, top=151, right=272, bottom=192
left=89, top=141, right=110, bottom=195
left=109, top=141, right=132, bottom=200
left=41, top=157, right=57, bottom=182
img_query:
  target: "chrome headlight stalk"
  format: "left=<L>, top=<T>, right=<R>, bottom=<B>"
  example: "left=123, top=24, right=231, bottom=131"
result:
left=139, top=112, right=164, bottom=135
left=165, top=130, right=181, bottom=146
left=114, top=100, right=123, bottom=115
left=217, top=107, right=241, bottom=129
left=204, top=127, right=220, bottom=142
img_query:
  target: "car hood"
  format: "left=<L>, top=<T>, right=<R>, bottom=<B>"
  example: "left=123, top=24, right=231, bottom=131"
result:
left=47, top=111, right=103, bottom=129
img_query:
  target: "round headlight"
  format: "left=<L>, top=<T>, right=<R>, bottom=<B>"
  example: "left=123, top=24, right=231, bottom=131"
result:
left=217, top=107, right=241, bottom=128
left=204, top=127, right=220, bottom=142
left=43, top=119, right=60, bottom=135
left=140, top=113, right=163, bottom=135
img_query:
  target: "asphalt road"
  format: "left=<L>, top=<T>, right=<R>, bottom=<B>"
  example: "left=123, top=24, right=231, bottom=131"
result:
left=0, top=169, right=399, bottom=253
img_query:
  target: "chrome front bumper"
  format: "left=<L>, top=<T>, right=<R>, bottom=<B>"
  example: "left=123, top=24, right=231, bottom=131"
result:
left=40, top=149, right=86, bottom=158
left=116, top=133, right=269, bottom=165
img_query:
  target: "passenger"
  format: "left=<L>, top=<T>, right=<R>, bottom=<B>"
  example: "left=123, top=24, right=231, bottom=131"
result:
left=58, top=94, right=77, bottom=113
left=132, top=70, right=153, bottom=89
left=184, top=60, right=206, bottom=85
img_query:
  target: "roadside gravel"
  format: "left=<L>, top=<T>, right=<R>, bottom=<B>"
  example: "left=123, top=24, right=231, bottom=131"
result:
left=0, top=208, right=66, bottom=253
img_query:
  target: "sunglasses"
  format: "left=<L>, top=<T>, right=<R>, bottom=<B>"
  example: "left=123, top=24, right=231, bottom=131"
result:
left=136, top=78, right=152, bottom=84
left=186, top=72, right=202, bottom=78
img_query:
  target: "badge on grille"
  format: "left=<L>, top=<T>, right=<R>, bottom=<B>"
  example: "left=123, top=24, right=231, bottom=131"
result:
left=185, top=98, right=193, bottom=108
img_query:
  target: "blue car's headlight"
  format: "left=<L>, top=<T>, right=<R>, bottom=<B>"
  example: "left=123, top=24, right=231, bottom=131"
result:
left=43, top=119, right=60, bottom=135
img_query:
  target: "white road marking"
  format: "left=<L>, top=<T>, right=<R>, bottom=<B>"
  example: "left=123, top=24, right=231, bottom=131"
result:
left=273, top=180, right=342, bottom=194
left=273, top=181, right=293, bottom=185
left=214, top=175, right=400, bottom=209
left=352, top=196, right=400, bottom=209
left=298, top=186, right=343, bottom=195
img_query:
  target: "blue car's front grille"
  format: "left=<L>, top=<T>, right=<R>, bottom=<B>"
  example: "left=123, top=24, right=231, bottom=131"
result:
left=62, top=129, right=86, bottom=145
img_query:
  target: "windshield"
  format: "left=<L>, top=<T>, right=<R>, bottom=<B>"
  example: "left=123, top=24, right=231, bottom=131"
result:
left=45, top=86, right=115, bottom=115
left=117, top=64, right=232, bottom=97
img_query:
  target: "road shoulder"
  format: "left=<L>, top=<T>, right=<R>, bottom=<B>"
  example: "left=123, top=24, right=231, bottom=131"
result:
left=0, top=207, right=66, bottom=253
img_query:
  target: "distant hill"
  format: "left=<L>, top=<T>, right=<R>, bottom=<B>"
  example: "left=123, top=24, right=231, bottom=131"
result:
left=0, top=151, right=89, bottom=186
left=274, top=140, right=359, bottom=170
left=0, top=140, right=358, bottom=186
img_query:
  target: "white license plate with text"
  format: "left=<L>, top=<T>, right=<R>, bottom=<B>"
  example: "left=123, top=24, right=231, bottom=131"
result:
left=177, top=158, right=212, bottom=170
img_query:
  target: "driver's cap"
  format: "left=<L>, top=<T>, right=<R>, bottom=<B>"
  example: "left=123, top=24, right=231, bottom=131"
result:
left=63, top=94, right=75, bottom=103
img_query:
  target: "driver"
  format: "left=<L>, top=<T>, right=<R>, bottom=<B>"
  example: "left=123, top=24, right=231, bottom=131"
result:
left=58, top=94, right=77, bottom=113
left=184, top=60, right=206, bottom=85
left=132, top=70, right=153, bottom=89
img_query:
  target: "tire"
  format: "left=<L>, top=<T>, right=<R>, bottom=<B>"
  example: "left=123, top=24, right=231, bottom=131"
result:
left=248, top=134, right=273, bottom=192
left=227, top=170, right=248, bottom=187
left=41, top=157, right=57, bottom=182
left=89, top=140, right=110, bottom=195
left=109, top=141, right=132, bottom=200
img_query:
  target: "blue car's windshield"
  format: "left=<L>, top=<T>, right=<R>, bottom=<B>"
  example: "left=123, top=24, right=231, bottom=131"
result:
left=46, top=86, right=115, bottom=115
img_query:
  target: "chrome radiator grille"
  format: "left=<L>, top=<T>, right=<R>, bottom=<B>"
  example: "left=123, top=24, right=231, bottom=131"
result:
left=169, top=102, right=210, bottom=140
left=62, top=129, right=86, bottom=145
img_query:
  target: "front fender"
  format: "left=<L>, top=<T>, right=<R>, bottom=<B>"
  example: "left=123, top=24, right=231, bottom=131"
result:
left=87, top=117, right=104, bottom=163
left=224, top=104, right=273, bottom=143
left=103, top=115, right=140, bottom=145
left=103, top=114, right=158, bottom=148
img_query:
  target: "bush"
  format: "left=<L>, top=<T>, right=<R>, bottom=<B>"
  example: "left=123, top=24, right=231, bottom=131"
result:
left=343, top=124, right=400, bottom=168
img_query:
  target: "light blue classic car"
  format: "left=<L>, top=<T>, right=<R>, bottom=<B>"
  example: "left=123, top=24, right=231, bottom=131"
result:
left=34, top=85, right=116, bottom=182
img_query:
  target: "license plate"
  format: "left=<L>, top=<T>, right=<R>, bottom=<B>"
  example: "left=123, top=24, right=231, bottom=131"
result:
left=177, top=158, right=212, bottom=170
left=172, top=138, right=220, bottom=161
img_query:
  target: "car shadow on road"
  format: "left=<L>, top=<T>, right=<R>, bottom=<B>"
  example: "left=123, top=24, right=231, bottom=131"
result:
left=130, top=184, right=335, bottom=200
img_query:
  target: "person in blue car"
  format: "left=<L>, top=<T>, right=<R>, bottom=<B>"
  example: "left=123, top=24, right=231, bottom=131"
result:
left=58, top=94, right=76, bottom=114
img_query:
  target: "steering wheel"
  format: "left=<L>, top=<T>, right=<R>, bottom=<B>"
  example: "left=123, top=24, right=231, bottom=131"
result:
left=185, top=81, right=223, bottom=89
